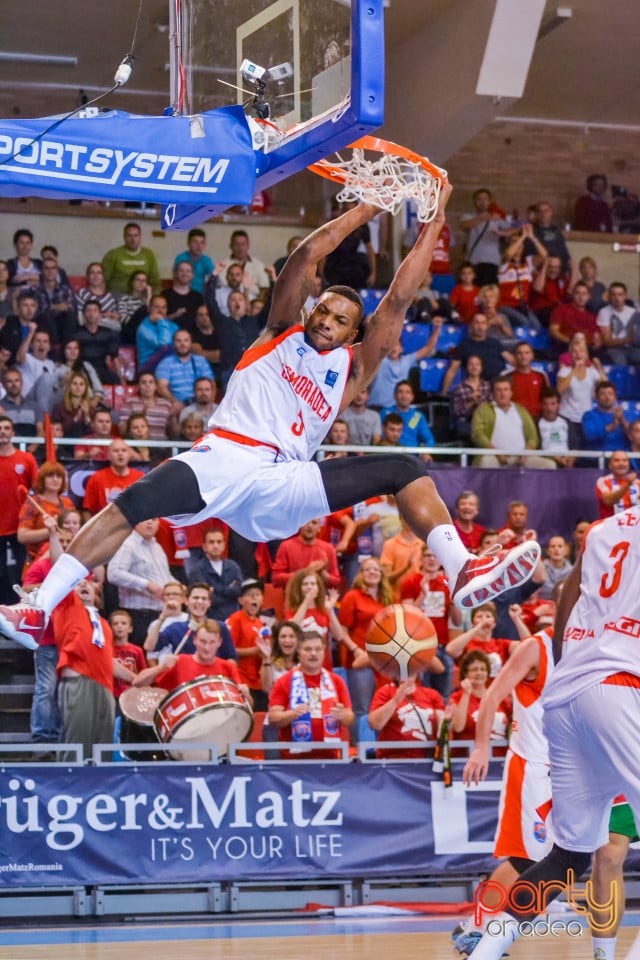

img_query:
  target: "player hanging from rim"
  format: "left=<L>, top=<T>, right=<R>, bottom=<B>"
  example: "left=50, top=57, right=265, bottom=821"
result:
left=0, top=178, right=540, bottom=651
left=457, top=605, right=637, bottom=959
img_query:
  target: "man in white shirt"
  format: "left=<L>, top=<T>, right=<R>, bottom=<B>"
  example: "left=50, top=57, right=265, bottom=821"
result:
left=471, top=377, right=555, bottom=469
left=16, top=327, right=54, bottom=402
left=341, top=385, right=382, bottom=445
left=537, top=388, right=574, bottom=468
left=107, top=517, right=172, bottom=645
left=597, top=281, right=640, bottom=364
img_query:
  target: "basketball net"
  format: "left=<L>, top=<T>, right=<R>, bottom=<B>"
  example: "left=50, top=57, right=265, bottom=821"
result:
left=309, top=135, right=447, bottom=223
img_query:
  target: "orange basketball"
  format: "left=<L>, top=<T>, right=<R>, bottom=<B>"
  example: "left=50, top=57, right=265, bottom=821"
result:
left=366, top=604, right=438, bottom=681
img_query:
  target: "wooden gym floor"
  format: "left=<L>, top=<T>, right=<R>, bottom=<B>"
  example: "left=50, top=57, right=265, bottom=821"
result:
left=1, top=913, right=640, bottom=960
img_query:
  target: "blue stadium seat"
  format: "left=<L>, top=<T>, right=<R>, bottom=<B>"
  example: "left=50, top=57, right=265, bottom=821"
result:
left=603, top=365, right=629, bottom=398
left=358, top=288, right=386, bottom=317
left=513, top=327, right=550, bottom=351
left=401, top=323, right=433, bottom=353
left=332, top=666, right=348, bottom=684
left=435, top=324, right=465, bottom=353
left=358, top=714, right=378, bottom=744
left=419, top=358, right=449, bottom=393
left=532, top=360, right=558, bottom=386
left=621, top=401, right=640, bottom=422
left=626, top=366, right=640, bottom=399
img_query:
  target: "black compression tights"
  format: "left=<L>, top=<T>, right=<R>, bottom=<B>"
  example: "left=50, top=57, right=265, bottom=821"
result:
left=318, top=454, right=429, bottom=511
left=115, top=453, right=429, bottom=528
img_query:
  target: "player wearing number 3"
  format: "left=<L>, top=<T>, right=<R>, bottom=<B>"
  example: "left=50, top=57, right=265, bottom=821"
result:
left=0, top=179, right=540, bottom=651
left=467, top=505, right=640, bottom=960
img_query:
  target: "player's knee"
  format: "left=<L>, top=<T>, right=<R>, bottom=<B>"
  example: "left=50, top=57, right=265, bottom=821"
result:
left=387, top=454, right=430, bottom=494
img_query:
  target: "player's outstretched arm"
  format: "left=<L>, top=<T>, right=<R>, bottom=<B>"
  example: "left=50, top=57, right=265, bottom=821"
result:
left=265, top=202, right=380, bottom=337
left=352, top=182, right=452, bottom=387
left=463, top=636, right=539, bottom=787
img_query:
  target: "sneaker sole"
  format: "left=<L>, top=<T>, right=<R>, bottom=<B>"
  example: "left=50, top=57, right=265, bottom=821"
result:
left=0, top=612, right=39, bottom=651
left=454, top=541, right=541, bottom=610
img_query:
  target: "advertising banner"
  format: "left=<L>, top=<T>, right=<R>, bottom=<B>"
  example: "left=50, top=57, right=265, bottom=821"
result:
left=0, top=106, right=256, bottom=206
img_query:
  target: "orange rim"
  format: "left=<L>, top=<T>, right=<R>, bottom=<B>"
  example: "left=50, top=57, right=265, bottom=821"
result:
left=308, top=134, right=446, bottom=185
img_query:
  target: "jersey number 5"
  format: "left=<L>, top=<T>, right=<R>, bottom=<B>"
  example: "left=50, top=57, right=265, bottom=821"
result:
left=599, top=541, right=630, bottom=598
left=291, top=410, right=305, bottom=436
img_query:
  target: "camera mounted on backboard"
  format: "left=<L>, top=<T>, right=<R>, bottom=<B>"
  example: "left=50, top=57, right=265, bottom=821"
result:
left=240, top=59, right=294, bottom=120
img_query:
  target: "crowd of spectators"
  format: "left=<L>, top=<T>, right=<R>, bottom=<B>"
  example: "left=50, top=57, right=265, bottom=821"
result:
left=2, top=176, right=640, bottom=765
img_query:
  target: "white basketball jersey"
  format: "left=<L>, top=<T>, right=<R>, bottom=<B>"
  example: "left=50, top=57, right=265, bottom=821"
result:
left=509, top=629, right=553, bottom=765
left=544, top=506, right=640, bottom=709
left=209, top=325, right=352, bottom=461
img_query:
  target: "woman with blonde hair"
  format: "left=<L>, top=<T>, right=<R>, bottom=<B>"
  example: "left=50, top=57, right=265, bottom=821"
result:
left=557, top=332, right=606, bottom=449
left=338, top=557, right=394, bottom=741
left=17, top=462, right=74, bottom=573
left=50, top=372, right=93, bottom=438
left=284, top=567, right=345, bottom=669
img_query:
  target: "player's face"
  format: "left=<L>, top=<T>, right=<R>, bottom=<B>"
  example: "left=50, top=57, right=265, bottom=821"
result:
left=297, top=637, right=325, bottom=674
left=305, top=293, right=361, bottom=352
left=457, top=495, right=479, bottom=521
left=194, top=628, right=222, bottom=663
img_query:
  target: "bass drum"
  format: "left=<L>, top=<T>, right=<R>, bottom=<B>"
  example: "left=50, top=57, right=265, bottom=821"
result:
left=154, top=675, right=253, bottom=761
left=119, top=686, right=167, bottom=760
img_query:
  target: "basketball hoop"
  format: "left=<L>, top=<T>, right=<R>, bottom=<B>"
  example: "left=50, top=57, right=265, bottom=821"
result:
left=308, top=135, right=447, bottom=222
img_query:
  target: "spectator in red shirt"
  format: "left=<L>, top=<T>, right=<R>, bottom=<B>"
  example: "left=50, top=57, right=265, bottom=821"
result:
left=549, top=282, right=601, bottom=357
left=445, top=601, right=515, bottom=678
left=498, top=500, right=537, bottom=548
left=110, top=609, right=147, bottom=700
left=134, top=619, right=249, bottom=698
left=449, top=263, right=480, bottom=325
left=74, top=406, right=119, bottom=461
left=595, top=450, right=640, bottom=519
left=529, top=255, right=570, bottom=327
left=369, top=675, right=445, bottom=758
left=0, top=415, right=38, bottom=602
left=82, top=439, right=144, bottom=517
left=226, top=579, right=269, bottom=711
left=446, top=648, right=511, bottom=749
left=271, top=518, right=341, bottom=590
left=452, top=491, right=486, bottom=554
left=268, top=631, right=353, bottom=759
left=284, top=568, right=344, bottom=670
left=508, top=341, right=549, bottom=419
left=17, top=462, right=74, bottom=575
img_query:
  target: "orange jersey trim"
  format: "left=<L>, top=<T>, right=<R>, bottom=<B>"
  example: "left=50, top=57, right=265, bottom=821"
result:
left=235, top=324, right=305, bottom=371
left=602, top=671, right=640, bottom=688
left=211, top=428, right=280, bottom=455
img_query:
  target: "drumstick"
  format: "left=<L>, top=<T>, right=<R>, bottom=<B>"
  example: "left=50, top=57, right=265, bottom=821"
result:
left=173, top=627, right=193, bottom=657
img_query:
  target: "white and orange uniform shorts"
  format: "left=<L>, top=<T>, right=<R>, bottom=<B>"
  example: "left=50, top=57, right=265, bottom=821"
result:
left=493, top=748, right=553, bottom=861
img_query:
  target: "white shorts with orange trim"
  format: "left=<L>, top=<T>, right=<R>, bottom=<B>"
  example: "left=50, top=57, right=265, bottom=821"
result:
left=166, top=432, right=330, bottom=542
left=493, top=749, right=553, bottom=861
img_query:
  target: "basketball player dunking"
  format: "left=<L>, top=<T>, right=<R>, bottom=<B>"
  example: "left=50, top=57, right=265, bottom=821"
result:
left=463, top=505, right=640, bottom=960
left=0, top=182, right=540, bottom=650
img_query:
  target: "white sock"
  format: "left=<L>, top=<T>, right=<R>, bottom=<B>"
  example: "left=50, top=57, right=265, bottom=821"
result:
left=35, top=554, right=90, bottom=617
left=427, top=524, right=471, bottom=582
left=464, top=912, right=521, bottom=959
left=593, top=937, right=617, bottom=960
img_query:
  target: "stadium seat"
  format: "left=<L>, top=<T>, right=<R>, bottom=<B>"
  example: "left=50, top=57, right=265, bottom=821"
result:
left=332, top=666, right=348, bottom=684
left=105, top=384, right=139, bottom=414
left=513, top=326, right=550, bottom=351
left=429, top=273, right=456, bottom=296
left=435, top=324, right=465, bottom=353
left=401, top=323, right=433, bottom=353
left=418, top=358, right=460, bottom=394
left=603, top=365, right=629, bottom=398
left=235, top=711, right=267, bottom=761
left=358, top=714, right=377, bottom=743
left=621, top=401, right=640, bottom=422
left=358, top=288, right=386, bottom=317
left=532, top=360, right=558, bottom=386
left=627, top=366, right=640, bottom=399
